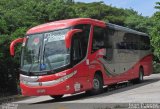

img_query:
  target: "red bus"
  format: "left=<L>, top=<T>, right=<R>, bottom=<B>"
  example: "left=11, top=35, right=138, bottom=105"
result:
left=10, top=18, right=153, bottom=99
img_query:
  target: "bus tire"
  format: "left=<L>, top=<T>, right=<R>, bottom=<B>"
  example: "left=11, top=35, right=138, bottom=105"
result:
left=137, top=68, right=144, bottom=83
left=50, top=95, right=63, bottom=100
left=131, top=67, right=144, bottom=84
left=88, top=74, right=103, bottom=95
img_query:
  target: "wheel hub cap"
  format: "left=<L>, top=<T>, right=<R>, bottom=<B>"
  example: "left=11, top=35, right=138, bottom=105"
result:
left=93, top=79, right=100, bottom=89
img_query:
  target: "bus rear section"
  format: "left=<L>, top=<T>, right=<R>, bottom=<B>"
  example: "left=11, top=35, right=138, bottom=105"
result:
left=91, top=23, right=153, bottom=84
left=10, top=18, right=153, bottom=99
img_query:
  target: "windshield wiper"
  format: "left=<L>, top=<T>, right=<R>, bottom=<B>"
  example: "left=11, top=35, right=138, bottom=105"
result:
left=38, top=44, right=41, bottom=63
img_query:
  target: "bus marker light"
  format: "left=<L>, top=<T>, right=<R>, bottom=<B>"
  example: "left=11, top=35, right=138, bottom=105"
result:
left=66, top=85, right=70, bottom=91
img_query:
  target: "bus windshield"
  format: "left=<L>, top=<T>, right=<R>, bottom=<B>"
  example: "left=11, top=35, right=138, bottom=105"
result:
left=21, top=28, right=71, bottom=73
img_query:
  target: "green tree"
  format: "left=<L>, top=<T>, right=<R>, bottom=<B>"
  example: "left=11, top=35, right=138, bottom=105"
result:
left=124, top=15, right=155, bottom=33
left=151, top=2, right=160, bottom=60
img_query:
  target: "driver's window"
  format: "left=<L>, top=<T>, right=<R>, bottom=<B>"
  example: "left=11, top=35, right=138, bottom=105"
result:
left=72, top=24, right=90, bottom=65
left=73, top=38, right=82, bottom=60
left=72, top=33, right=84, bottom=65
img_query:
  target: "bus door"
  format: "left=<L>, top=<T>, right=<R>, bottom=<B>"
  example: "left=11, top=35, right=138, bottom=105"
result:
left=70, top=27, right=91, bottom=92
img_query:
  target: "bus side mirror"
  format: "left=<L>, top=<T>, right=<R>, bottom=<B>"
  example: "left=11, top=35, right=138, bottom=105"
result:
left=10, top=38, right=24, bottom=56
left=65, top=29, right=82, bottom=48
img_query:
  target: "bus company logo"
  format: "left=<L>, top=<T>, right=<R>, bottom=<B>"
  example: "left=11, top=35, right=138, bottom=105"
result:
left=2, top=103, right=18, bottom=109
left=55, top=72, right=67, bottom=77
left=33, top=37, right=40, bottom=45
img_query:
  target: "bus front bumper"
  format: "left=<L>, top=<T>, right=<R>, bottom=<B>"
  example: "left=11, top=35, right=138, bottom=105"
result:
left=20, top=78, right=75, bottom=96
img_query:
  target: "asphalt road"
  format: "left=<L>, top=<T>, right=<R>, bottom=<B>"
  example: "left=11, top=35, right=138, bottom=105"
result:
left=2, top=74, right=160, bottom=109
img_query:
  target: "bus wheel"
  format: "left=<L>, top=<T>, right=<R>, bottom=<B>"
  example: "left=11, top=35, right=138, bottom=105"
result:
left=131, top=68, right=144, bottom=84
left=138, top=68, right=144, bottom=83
left=50, top=95, right=63, bottom=100
left=89, top=74, right=103, bottom=95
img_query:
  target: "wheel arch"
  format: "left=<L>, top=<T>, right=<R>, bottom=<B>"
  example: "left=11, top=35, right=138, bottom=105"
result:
left=139, top=65, right=144, bottom=74
left=94, top=70, right=104, bottom=86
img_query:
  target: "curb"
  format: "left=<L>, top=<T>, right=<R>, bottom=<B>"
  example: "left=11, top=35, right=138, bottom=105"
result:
left=0, top=95, right=29, bottom=104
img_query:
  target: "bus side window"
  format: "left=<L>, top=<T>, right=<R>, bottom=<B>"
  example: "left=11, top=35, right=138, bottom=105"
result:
left=139, top=35, right=150, bottom=50
left=92, top=26, right=105, bottom=53
left=104, top=28, right=114, bottom=61
left=117, top=33, right=140, bottom=50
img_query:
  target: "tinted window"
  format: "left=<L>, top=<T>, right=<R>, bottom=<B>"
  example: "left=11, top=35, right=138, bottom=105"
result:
left=139, top=35, right=150, bottom=50
left=74, top=24, right=90, bottom=56
left=105, top=28, right=113, bottom=49
left=116, top=32, right=150, bottom=50
left=72, top=36, right=83, bottom=61
left=124, top=33, right=139, bottom=50
left=92, top=26, right=105, bottom=53
left=72, top=24, right=90, bottom=65
left=103, top=27, right=114, bottom=61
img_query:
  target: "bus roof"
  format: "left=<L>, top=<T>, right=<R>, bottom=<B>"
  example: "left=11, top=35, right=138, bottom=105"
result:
left=106, top=23, right=148, bottom=36
left=26, top=18, right=105, bottom=35
left=26, top=18, right=148, bottom=37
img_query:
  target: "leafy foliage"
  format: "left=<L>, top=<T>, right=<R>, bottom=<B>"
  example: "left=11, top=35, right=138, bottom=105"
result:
left=151, top=2, right=160, bottom=59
